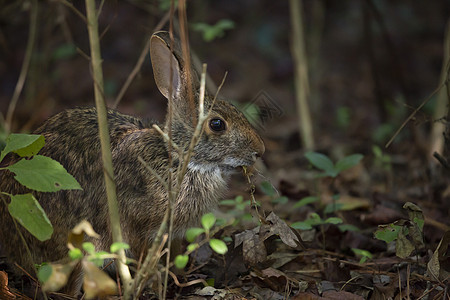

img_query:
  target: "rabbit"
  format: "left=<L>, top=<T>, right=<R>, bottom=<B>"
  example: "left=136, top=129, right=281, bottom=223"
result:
left=0, top=31, right=265, bottom=295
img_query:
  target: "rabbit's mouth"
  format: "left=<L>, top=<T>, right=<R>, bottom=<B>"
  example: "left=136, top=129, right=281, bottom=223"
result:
left=220, top=157, right=257, bottom=173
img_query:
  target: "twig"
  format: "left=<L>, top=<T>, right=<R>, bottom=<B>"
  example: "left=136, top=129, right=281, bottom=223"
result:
left=152, top=124, right=182, bottom=153
left=433, top=152, right=450, bottom=170
left=5, top=0, right=38, bottom=134
left=385, top=81, right=447, bottom=148
left=57, top=0, right=87, bottom=22
left=168, top=271, right=207, bottom=287
left=176, top=64, right=208, bottom=188
left=138, top=156, right=168, bottom=190
left=84, top=1, right=132, bottom=298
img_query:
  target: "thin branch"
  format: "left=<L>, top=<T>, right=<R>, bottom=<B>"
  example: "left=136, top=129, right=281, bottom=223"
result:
left=5, top=0, right=38, bottom=134
left=385, top=80, right=447, bottom=148
left=137, top=156, right=168, bottom=190
left=152, top=124, right=182, bottom=153
left=177, top=64, right=208, bottom=188
left=84, top=1, right=132, bottom=298
left=57, top=0, right=87, bottom=23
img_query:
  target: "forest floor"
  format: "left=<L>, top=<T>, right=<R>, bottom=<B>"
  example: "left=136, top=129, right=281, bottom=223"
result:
left=1, top=1, right=449, bottom=299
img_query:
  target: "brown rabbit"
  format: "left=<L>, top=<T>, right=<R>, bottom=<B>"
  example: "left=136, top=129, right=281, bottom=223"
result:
left=0, top=31, right=264, bottom=294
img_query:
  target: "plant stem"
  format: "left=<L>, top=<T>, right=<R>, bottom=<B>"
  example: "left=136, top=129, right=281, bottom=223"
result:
left=84, top=0, right=132, bottom=297
left=430, top=21, right=450, bottom=160
left=5, top=0, right=38, bottom=134
left=289, top=0, right=315, bottom=150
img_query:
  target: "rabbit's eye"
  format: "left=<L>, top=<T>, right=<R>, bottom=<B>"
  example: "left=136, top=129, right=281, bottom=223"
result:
left=209, top=118, right=226, bottom=132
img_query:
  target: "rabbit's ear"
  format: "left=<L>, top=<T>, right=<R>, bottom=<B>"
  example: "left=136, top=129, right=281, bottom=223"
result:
left=150, top=32, right=183, bottom=100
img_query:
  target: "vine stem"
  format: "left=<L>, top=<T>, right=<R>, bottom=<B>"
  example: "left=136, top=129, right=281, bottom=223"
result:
left=84, top=0, right=132, bottom=298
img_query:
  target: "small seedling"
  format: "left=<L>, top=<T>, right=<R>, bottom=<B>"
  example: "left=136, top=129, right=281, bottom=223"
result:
left=374, top=202, right=425, bottom=258
left=351, top=248, right=373, bottom=264
left=175, top=212, right=230, bottom=269
left=192, top=19, right=235, bottom=42
left=291, top=213, right=343, bottom=230
left=304, top=151, right=363, bottom=178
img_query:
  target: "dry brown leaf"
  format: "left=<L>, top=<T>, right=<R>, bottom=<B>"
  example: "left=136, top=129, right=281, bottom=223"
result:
left=322, top=290, right=365, bottom=300
left=265, top=212, right=301, bottom=248
left=235, top=227, right=267, bottom=265
left=0, top=271, right=16, bottom=299
left=292, top=292, right=322, bottom=300
left=427, top=230, right=450, bottom=281
left=41, top=260, right=78, bottom=292
left=82, top=260, right=118, bottom=299
left=68, top=220, right=100, bottom=249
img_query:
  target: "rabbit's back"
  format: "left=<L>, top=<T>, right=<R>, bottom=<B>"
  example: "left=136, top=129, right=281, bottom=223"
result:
left=0, top=108, right=162, bottom=270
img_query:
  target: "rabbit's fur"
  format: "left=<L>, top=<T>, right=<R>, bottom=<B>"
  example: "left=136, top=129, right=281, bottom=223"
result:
left=0, top=31, right=264, bottom=292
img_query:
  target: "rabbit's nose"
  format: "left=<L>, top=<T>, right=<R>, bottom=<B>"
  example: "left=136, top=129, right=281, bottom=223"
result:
left=252, top=140, right=265, bottom=160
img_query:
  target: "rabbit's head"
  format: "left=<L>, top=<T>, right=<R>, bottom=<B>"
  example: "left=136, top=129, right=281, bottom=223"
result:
left=150, top=31, right=264, bottom=174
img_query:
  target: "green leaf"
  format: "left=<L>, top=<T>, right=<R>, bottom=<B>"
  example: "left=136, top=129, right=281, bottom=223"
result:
left=222, top=236, right=232, bottom=243
left=374, top=224, right=402, bottom=243
left=7, top=155, right=82, bottom=192
left=235, top=195, right=244, bottom=203
left=209, top=239, right=228, bottom=254
left=0, top=134, right=45, bottom=161
left=110, top=242, right=130, bottom=253
left=206, top=278, right=215, bottom=286
left=338, top=224, right=360, bottom=232
left=69, top=248, right=83, bottom=260
left=192, top=19, right=235, bottom=42
left=260, top=181, right=275, bottom=196
left=82, top=242, right=96, bottom=255
left=324, top=217, right=343, bottom=225
left=272, top=196, right=288, bottom=204
left=323, top=203, right=344, bottom=214
left=351, top=248, right=373, bottom=259
left=174, top=254, right=189, bottom=269
left=293, top=196, right=319, bottom=208
left=185, top=227, right=205, bottom=243
left=219, top=199, right=237, bottom=206
left=52, top=43, right=77, bottom=60
left=201, top=213, right=216, bottom=231
left=304, top=151, right=336, bottom=177
left=290, top=221, right=312, bottom=230
left=8, top=193, right=53, bottom=241
left=335, top=154, right=364, bottom=173
left=37, top=264, right=52, bottom=283
left=187, top=243, right=199, bottom=252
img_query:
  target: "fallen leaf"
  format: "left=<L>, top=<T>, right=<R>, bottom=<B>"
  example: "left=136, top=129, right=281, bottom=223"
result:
left=250, top=268, right=292, bottom=292
left=235, top=227, right=268, bottom=265
left=427, top=230, right=450, bottom=281
left=322, top=290, right=365, bottom=300
left=395, top=228, right=415, bottom=258
left=265, top=212, right=301, bottom=247
left=292, top=292, right=322, bottom=300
